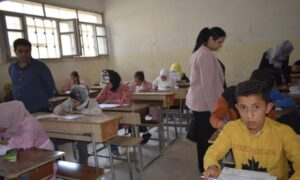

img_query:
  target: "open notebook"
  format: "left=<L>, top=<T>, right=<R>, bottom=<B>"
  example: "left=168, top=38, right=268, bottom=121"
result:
left=98, top=104, right=129, bottom=109
left=35, top=114, right=84, bottom=120
left=218, top=167, right=276, bottom=180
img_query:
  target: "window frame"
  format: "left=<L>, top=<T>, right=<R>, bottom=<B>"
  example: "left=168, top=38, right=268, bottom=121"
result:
left=58, top=19, right=81, bottom=58
left=0, top=0, right=108, bottom=61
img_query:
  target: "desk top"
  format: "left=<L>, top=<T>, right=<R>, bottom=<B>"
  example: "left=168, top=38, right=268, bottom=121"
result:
left=0, top=148, right=64, bottom=178
left=101, top=104, right=148, bottom=113
left=34, top=113, right=121, bottom=125
left=59, top=89, right=99, bottom=96
left=48, top=96, right=68, bottom=102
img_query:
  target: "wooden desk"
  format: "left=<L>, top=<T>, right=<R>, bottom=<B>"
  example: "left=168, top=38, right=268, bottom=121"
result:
left=59, top=89, right=99, bottom=98
left=132, top=92, right=175, bottom=108
left=101, top=104, right=148, bottom=125
left=48, top=96, right=68, bottom=111
left=36, top=113, right=121, bottom=142
left=275, top=107, right=296, bottom=118
left=0, top=148, right=64, bottom=179
left=88, top=85, right=105, bottom=91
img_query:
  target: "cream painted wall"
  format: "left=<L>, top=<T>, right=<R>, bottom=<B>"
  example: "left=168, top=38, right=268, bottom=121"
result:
left=102, top=0, right=300, bottom=85
left=0, top=0, right=108, bottom=98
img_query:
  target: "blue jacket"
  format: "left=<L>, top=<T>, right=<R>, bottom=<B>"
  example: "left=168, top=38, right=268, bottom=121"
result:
left=270, top=89, right=296, bottom=108
left=9, top=59, right=57, bottom=112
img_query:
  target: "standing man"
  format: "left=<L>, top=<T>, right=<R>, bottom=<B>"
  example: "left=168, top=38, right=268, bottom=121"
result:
left=9, top=38, right=57, bottom=112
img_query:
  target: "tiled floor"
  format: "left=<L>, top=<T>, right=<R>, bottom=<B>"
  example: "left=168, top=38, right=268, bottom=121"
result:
left=58, top=127, right=200, bottom=180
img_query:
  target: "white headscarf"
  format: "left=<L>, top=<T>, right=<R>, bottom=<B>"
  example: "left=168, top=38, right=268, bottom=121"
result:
left=267, top=40, right=294, bottom=68
left=160, top=69, right=170, bottom=77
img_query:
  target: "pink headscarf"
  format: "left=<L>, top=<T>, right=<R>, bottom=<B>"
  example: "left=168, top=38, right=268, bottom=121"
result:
left=0, top=101, right=54, bottom=151
left=0, top=100, right=30, bottom=139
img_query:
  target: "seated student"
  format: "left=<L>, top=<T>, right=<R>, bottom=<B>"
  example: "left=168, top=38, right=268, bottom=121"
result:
left=250, top=69, right=296, bottom=108
left=54, top=85, right=102, bottom=115
left=53, top=85, right=102, bottom=165
left=96, top=69, right=131, bottom=154
left=203, top=80, right=300, bottom=180
left=0, top=101, right=56, bottom=179
left=128, top=71, right=153, bottom=92
left=152, top=68, right=176, bottom=90
left=169, top=63, right=190, bottom=83
left=258, top=40, right=294, bottom=86
left=210, top=69, right=295, bottom=129
left=97, top=69, right=131, bottom=105
left=290, top=60, right=300, bottom=74
left=63, top=71, right=84, bottom=92
left=1, top=83, right=13, bottom=103
left=128, top=71, right=154, bottom=144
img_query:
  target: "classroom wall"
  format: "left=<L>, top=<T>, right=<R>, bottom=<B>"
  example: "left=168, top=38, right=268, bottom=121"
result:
left=0, top=0, right=108, bottom=97
left=102, top=0, right=300, bottom=85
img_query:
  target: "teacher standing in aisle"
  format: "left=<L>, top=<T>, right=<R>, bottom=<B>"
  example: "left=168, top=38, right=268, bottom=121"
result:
left=186, top=27, right=226, bottom=173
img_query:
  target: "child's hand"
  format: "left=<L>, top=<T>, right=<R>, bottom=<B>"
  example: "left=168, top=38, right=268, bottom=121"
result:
left=0, top=139, right=9, bottom=145
left=104, top=100, right=113, bottom=104
left=202, top=165, right=220, bottom=179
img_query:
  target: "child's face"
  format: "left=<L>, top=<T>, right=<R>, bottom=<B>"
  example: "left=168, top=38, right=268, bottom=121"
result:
left=160, top=75, right=167, bottom=81
left=0, top=128, right=7, bottom=133
left=134, top=77, right=142, bottom=86
left=71, top=75, right=78, bottom=82
left=235, top=95, right=273, bottom=134
left=70, top=98, right=80, bottom=108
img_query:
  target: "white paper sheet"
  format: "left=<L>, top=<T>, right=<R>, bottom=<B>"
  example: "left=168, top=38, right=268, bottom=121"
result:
left=218, top=167, right=276, bottom=180
left=0, top=145, right=9, bottom=155
left=99, top=104, right=129, bottom=108
left=35, top=113, right=58, bottom=120
left=35, top=114, right=84, bottom=120
left=60, top=114, right=84, bottom=120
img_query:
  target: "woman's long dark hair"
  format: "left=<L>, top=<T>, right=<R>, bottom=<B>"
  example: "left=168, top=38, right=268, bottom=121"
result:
left=193, top=27, right=226, bottom=52
left=71, top=71, right=80, bottom=85
left=106, top=69, right=121, bottom=92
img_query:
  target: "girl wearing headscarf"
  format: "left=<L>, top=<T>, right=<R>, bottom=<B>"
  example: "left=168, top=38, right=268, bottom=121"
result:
left=54, top=85, right=102, bottom=115
left=170, top=63, right=190, bottom=83
left=97, top=69, right=132, bottom=105
left=259, top=40, right=294, bottom=86
left=0, top=100, right=56, bottom=179
left=152, top=68, right=176, bottom=90
left=96, top=69, right=131, bottom=156
left=53, top=85, right=102, bottom=165
left=186, top=27, right=226, bottom=173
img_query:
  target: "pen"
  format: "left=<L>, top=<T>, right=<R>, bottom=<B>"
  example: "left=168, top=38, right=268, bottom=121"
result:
left=200, top=175, right=217, bottom=180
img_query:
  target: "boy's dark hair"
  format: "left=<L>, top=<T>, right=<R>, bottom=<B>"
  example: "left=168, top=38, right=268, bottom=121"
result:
left=249, top=69, right=274, bottom=92
left=235, top=80, right=271, bottom=103
left=134, top=71, right=145, bottom=81
left=13, top=38, right=32, bottom=50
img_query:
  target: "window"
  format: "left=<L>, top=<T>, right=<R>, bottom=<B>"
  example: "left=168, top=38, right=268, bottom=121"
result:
left=96, top=26, right=108, bottom=55
left=0, top=0, right=108, bottom=60
left=26, top=17, right=60, bottom=59
left=0, top=0, right=44, bottom=16
left=45, top=5, right=77, bottom=19
left=78, top=11, right=102, bottom=24
left=4, top=15, right=25, bottom=57
left=59, top=20, right=79, bottom=56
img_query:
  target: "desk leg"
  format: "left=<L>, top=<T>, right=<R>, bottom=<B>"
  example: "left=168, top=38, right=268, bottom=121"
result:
left=179, top=99, right=183, bottom=134
left=91, top=133, right=99, bottom=168
left=159, top=105, right=165, bottom=153
left=107, top=144, right=116, bottom=180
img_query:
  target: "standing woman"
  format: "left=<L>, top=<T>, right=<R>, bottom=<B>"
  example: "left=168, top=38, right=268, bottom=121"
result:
left=258, top=40, right=294, bottom=86
left=186, top=27, right=226, bottom=173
